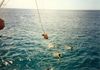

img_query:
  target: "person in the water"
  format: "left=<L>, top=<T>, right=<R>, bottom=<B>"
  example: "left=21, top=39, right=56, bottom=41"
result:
left=42, top=32, right=48, bottom=39
left=53, top=51, right=62, bottom=59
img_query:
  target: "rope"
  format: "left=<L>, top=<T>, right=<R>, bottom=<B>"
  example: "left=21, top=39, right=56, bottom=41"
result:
left=0, top=0, right=5, bottom=8
left=1, top=0, right=10, bottom=8
left=34, top=0, right=45, bottom=33
left=0, top=0, right=10, bottom=18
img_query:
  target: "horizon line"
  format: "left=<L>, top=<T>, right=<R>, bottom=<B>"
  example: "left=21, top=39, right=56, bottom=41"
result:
left=1, top=8, right=100, bottom=10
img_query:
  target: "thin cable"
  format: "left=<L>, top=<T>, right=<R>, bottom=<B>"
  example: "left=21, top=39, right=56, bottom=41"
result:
left=0, top=0, right=5, bottom=17
left=0, top=0, right=10, bottom=17
left=0, top=0, right=5, bottom=8
left=1, top=0, right=10, bottom=8
left=35, top=0, right=45, bottom=33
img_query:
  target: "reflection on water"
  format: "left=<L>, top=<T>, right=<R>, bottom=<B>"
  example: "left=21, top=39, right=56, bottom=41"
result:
left=0, top=9, right=100, bottom=70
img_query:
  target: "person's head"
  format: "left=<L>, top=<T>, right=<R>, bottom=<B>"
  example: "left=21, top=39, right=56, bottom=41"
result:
left=58, top=53, right=61, bottom=57
left=42, top=34, right=44, bottom=36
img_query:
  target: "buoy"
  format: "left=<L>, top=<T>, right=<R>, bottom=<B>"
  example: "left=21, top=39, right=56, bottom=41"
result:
left=42, top=32, right=48, bottom=39
left=0, top=18, right=5, bottom=30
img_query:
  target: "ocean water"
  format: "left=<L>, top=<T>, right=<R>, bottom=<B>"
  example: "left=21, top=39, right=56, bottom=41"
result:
left=0, top=9, right=100, bottom=70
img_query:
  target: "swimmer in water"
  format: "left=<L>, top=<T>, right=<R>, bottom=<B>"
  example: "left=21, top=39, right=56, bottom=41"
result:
left=53, top=51, right=62, bottom=59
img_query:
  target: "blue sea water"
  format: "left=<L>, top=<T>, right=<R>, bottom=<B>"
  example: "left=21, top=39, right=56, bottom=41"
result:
left=0, top=9, right=100, bottom=70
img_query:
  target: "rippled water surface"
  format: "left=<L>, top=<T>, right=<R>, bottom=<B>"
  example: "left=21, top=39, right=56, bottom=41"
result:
left=0, top=9, right=100, bottom=70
